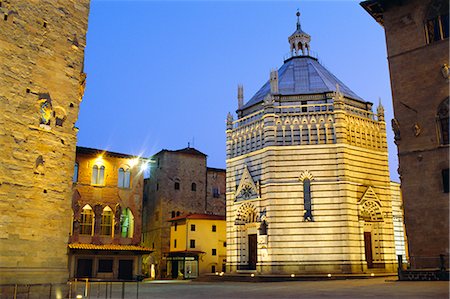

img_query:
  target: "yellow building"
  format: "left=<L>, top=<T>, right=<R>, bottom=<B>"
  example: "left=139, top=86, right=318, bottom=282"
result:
left=167, top=214, right=226, bottom=278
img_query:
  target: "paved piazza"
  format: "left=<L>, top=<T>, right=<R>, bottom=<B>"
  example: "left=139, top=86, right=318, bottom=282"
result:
left=86, top=278, right=449, bottom=299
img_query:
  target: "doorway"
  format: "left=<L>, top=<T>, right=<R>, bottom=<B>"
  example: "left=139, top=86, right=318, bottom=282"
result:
left=364, top=232, right=373, bottom=268
left=118, top=260, right=133, bottom=280
left=76, top=258, right=93, bottom=278
left=248, top=234, right=257, bottom=270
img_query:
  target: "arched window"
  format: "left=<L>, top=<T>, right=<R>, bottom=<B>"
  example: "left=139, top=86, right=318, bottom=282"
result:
left=91, top=165, right=105, bottom=185
left=437, top=98, right=449, bottom=145
left=80, top=205, right=94, bottom=235
left=121, top=208, right=134, bottom=238
left=191, top=182, right=197, bottom=191
left=100, top=206, right=113, bottom=236
left=73, top=162, right=79, bottom=183
left=118, top=167, right=131, bottom=188
left=425, top=0, right=449, bottom=44
left=303, top=179, right=313, bottom=221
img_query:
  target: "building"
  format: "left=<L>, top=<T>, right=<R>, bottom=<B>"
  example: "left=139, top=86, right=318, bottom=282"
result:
left=167, top=214, right=226, bottom=279
left=0, top=0, right=90, bottom=289
left=69, top=146, right=151, bottom=280
left=142, top=147, right=226, bottom=278
left=361, top=0, right=449, bottom=269
left=225, top=12, right=402, bottom=274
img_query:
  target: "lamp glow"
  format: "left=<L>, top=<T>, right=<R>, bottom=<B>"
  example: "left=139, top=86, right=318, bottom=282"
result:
left=327, top=274, right=332, bottom=277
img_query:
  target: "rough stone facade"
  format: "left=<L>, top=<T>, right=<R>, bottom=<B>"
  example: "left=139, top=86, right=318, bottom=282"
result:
left=226, top=15, right=402, bottom=274
left=69, top=147, right=150, bottom=280
left=0, top=0, right=89, bottom=285
left=362, top=0, right=449, bottom=268
left=142, top=147, right=225, bottom=278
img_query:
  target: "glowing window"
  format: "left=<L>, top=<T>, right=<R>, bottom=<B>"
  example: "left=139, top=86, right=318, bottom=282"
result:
left=80, top=205, right=94, bottom=235
left=91, top=165, right=105, bottom=185
left=118, top=167, right=131, bottom=188
left=100, top=206, right=113, bottom=236
left=120, top=208, right=134, bottom=238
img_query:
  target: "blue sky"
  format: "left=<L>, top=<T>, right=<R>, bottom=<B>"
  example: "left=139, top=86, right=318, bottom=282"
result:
left=77, top=0, right=399, bottom=181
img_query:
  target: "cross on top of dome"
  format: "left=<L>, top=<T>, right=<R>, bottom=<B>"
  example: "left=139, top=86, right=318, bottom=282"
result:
left=288, top=10, right=311, bottom=56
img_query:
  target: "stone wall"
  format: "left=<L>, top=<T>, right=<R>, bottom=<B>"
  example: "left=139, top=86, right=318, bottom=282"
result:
left=0, top=0, right=90, bottom=285
left=378, top=0, right=449, bottom=265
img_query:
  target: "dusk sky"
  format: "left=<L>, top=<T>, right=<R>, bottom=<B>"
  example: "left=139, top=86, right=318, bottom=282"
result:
left=77, top=0, right=399, bottom=181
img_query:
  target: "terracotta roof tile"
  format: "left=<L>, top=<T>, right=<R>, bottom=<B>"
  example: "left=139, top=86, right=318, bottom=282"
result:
left=68, top=243, right=152, bottom=252
left=168, top=213, right=225, bottom=222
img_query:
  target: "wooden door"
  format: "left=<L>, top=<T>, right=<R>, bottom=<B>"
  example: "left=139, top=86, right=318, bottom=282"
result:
left=364, top=232, right=373, bottom=268
left=248, top=234, right=257, bottom=270
left=118, top=260, right=133, bottom=280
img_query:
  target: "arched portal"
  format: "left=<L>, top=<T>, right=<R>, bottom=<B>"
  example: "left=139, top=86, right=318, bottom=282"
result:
left=235, top=203, right=259, bottom=270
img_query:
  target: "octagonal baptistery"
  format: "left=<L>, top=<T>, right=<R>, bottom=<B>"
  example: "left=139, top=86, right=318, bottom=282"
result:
left=225, top=12, right=397, bottom=274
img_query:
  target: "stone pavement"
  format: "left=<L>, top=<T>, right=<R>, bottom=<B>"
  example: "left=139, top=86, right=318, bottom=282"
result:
left=84, top=277, right=449, bottom=299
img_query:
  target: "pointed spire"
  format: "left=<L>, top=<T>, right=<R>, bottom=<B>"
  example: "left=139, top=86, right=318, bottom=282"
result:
left=296, top=9, right=301, bottom=30
left=377, top=97, right=385, bottom=121
left=270, top=69, right=279, bottom=94
left=288, top=10, right=311, bottom=56
left=237, top=84, right=244, bottom=109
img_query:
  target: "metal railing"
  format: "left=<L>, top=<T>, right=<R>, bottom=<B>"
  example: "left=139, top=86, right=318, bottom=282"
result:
left=0, top=279, right=142, bottom=299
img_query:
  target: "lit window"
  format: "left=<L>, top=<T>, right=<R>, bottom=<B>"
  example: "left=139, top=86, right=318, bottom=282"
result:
left=118, top=167, right=131, bottom=188
left=100, top=206, right=113, bottom=236
left=73, top=162, right=79, bottom=183
left=120, top=208, right=134, bottom=238
left=303, top=179, right=313, bottom=221
left=91, top=165, right=105, bottom=185
left=437, top=98, right=449, bottom=145
left=80, top=205, right=94, bottom=235
left=191, top=182, right=197, bottom=191
left=425, top=0, right=449, bottom=44
left=190, top=239, right=195, bottom=248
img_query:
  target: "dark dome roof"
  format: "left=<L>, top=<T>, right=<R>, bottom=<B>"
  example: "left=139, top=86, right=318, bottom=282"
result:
left=241, top=55, right=363, bottom=110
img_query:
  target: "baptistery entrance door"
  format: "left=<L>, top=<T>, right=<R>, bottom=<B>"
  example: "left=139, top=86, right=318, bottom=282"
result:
left=364, top=232, right=373, bottom=268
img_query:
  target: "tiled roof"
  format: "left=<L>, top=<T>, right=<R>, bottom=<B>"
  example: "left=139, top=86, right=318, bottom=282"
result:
left=240, top=55, right=363, bottom=110
left=154, top=147, right=207, bottom=157
left=76, top=146, right=142, bottom=159
left=168, top=213, right=225, bottom=222
left=68, top=243, right=152, bottom=252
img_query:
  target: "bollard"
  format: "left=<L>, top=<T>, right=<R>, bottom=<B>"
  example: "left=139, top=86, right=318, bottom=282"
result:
left=397, top=255, right=403, bottom=280
left=136, top=281, right=139, bottom=299
left=121, top=282, right=125, bottom=299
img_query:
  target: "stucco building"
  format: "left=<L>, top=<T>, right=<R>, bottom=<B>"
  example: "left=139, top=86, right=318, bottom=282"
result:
left=142, top=147, right=225, bottom=278
left=226, top=12, right=403, bottom=274
left=69, top=147, right=151, bottom=280
left=361, top=0, right=449, bottom=269
left=0, top=0, right=90, bottom=288
left=167, top=214, right=226, bottom=279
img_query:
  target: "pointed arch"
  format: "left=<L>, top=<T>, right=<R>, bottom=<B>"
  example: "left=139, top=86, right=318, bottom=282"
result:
left=100, top=206, right=113, bottom=236
left=121, top=208, right=135, bottom=238
left=235, top=202, right=258, bottom=225
left=359, top=187, right=383, bottom=222
left=80, top=204, right=94, bottom=235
